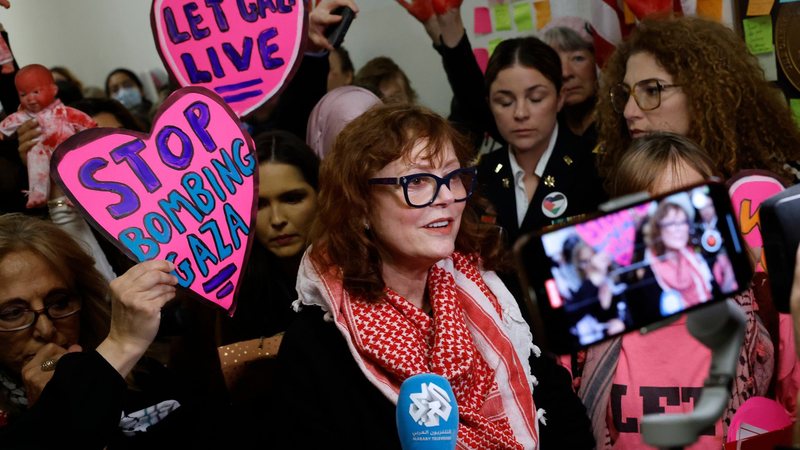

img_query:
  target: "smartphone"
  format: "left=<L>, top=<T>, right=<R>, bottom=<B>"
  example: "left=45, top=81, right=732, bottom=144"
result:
left=760, top=183, right=800, bottom=313
left=325, top=6, right=355, bottom=49
left=514, top=181, right=753, bottom=354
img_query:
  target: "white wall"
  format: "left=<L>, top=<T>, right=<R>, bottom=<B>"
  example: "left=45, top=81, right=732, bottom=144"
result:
left=0, top=0, right=734, bottom=117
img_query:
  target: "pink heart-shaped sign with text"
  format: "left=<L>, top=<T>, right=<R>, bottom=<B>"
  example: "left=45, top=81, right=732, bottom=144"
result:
left=52, top=87, right=257, bottom=313
left=151, top=0, right=307, bottom=117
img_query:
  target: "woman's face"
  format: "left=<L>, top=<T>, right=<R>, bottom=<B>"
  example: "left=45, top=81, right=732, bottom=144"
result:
left=558, top=48, right=597, bottom=106
left=489, top=64, right=563, bottom=154
left=659, top=207, right=690, bottom=251
left=256, top=162, right=318, bottom=259
left=107, top=72, right=141, bottom=97
left=368, top=140, right=466, bottom=270
left=0, top=250, right=80, bottom=375
left=622, top=52, right=690, bottom=139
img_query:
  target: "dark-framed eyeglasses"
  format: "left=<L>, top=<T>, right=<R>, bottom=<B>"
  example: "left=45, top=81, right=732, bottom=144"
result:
left=0, top=294, right=81, bottom=332
left=368, top=167, right=478, bottom=208
left=609, top=78, right=681, bottom=114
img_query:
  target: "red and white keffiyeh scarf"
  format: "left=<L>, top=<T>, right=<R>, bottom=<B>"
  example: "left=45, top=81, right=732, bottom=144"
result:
left=294, top=250, right=539, bottom=450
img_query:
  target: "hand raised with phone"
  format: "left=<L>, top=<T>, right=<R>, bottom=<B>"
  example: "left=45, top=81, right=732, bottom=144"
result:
left=307, top=0, right=359, bottom=52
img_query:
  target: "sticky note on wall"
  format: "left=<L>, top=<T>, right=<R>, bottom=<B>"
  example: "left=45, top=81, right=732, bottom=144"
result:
left=746, top=0, right=774, bottom=15
left=494, top=4, right=512, bottom=31
left=743, top=15, right=774, bottom=54
left=473, top=48, right=489, bottom=73
left=488, top=37, right=503, bottom=56
left=534, top=1, right=551, bottom=29
left=513, top=2, right=533, bottom=31
left=474, top=7, right=492, bottom=34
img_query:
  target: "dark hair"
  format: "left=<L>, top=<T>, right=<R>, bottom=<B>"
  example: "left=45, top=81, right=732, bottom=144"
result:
left=310, top=103, right=501, bottom=300
left=333, top=46, right=355, bottom=75
left=51, top=66, right=84, bottom=91
left=353, top=56, right=417, bottom=103
left=484, top=37, right=563, bottom=93
left=253, top=130, right=320, bottom=190
left=105, top=68, right=146, bottom=98
left=70, top=98, right=146, bottom=132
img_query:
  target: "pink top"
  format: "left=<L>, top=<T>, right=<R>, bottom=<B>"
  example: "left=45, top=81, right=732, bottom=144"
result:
left=610, top=316, right=722, bottom=449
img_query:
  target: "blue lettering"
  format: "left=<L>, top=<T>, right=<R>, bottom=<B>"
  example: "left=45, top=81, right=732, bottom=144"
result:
left=257, top=28, right=283, bottom=70
left=184, top=2, right=210, bottom=40
left=163, top=7, right=190, bottom=44
left=222, top=37, right=253, bottom=71
left=211, top=147, right=244, bottom=194
left=202, top=166, right=227, bottom=201
left=187, top=233, right=218, bottom=277
left=207, top=47, right=225, bottom=78
left=184, top=101, right=216, bottom=152
left=157, top=126, right=194, bottom=170
left=224, top=203, right=249, bottom=249
left=119, top=227, right=160, bottom=261
left=158, top=189, right=205, bottom=234
left=205, top=0, right=230, bottom=31
left=166, top=252, right=195, bottom=287
left=183, top=172, right=215, bottom=215
left=143, top=212, right=172, bottom=244
left=182, top=53, right=212, bottom=83
left=79, top=158, right=140, bottom=219
left=231, top=138, right=256, bottom=176
left=110, top=138, right=161, bottom=193
left=200, top=219, right=233, bottom=261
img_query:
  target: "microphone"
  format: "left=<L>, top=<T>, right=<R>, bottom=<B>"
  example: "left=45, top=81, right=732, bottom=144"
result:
left=396, top=373, right=459, bottom=450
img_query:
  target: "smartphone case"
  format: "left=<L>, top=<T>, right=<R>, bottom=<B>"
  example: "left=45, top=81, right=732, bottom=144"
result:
left=760, top=183, right=800, bottom=313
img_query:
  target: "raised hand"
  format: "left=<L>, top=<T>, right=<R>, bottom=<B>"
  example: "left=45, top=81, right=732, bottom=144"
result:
left=307, top=0, right=359, bottom=52
left=432, top=0, right=462, bottom=15
left=396, top=0, right=434, bottom=23
left=97, top=260, right=177, bottom=377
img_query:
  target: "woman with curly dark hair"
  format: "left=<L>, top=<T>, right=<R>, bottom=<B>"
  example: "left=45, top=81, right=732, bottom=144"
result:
left=596, top=15, right=800, bottom=189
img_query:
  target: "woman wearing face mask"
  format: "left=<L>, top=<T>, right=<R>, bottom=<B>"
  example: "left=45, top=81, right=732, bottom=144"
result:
left=217, top=130, right=320, bottom=345
left=104, top=68, right=153, bottom=130
left=595, top=16, right=800, bottom=184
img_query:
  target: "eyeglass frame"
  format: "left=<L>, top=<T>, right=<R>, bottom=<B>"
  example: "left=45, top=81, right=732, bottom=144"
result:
left=368, top=167, right=478, bottom=208
left=0, top=300, right=82, bottom=333
left=609, top=78, right=681, bottom=114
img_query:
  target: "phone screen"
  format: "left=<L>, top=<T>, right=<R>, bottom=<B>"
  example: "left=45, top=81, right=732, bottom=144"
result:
left=517, top=183, right=752, bottom=353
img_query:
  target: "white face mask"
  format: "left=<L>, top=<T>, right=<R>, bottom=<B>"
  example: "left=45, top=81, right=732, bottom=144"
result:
left=113, top=87, right=142, bottom=109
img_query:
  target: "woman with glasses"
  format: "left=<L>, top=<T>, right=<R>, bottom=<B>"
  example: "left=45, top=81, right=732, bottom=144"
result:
left=0, top=213, right=179, bottom=448
left=596, top=15, right=800, bottom=184
left=269, top=104, right=542, bottom=449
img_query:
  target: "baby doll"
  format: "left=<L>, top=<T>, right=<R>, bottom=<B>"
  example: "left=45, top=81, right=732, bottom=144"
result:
left=0, top=64, right=95, bottom=208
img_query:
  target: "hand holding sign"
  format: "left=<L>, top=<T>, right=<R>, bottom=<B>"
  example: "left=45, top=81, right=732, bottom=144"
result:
left=52, top=87, right=257, bottom=314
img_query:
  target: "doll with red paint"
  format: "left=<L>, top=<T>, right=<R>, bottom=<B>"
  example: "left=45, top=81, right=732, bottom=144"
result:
left=0, top=64, right=95, bottom=208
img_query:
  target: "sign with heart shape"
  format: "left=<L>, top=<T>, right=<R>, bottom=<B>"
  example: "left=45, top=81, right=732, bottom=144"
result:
left=151, top=0, right=307, bottom=117
left=52, top=87, right=257, bottom=314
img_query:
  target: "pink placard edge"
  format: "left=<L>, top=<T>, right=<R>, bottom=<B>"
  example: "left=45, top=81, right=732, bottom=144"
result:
left=149, top=0, right=310, bottom=118
left=51, top=86, right=260, bottom=315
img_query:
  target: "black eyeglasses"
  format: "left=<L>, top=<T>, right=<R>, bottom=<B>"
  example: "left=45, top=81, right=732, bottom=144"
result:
left=609, top=78, right=681, bottom=113
left=0, top=294, right=81, bottom=332
left=368, top=167, right=478, bottom=208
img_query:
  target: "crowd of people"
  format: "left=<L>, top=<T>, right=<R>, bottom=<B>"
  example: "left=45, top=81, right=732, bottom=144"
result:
left=0, top=0, right=799, bottom=449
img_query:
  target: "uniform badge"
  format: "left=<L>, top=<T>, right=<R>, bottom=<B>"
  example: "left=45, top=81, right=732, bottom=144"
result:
left=502, top=178, right=510, bottom=189
left=544, top=175, right=555, bottom=188
left=563, top=155, right=573, bottom=166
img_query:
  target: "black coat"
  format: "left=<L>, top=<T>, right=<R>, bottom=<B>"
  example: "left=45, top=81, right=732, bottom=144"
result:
left=477, top=129, right=607, bottom=250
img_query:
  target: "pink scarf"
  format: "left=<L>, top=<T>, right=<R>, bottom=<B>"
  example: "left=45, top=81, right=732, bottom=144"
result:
left=294, top=250, right=539, bottom=449
left=646, top=247, right=712, bottom=307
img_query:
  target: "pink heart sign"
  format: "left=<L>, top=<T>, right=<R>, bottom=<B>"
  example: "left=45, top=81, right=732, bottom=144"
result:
left=151, top=0, right=307, bottom=117
left=52, top=87, right=257, bottom=313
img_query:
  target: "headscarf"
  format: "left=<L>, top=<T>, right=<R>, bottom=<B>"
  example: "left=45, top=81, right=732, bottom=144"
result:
left=306, top=85, right=381, bottom=158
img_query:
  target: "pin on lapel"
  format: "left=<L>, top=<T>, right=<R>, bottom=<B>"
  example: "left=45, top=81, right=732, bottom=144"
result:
left=563, top=155, right=573, bottom=166
left=544, top=175, right=555, bottom=188
left=502, top=178, right=510, bottom=189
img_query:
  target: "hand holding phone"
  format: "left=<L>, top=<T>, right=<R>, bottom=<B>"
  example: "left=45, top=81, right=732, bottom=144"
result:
left=514, top=182, right=753, bottom=354
left=325, top=6, right=355, bottom=49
